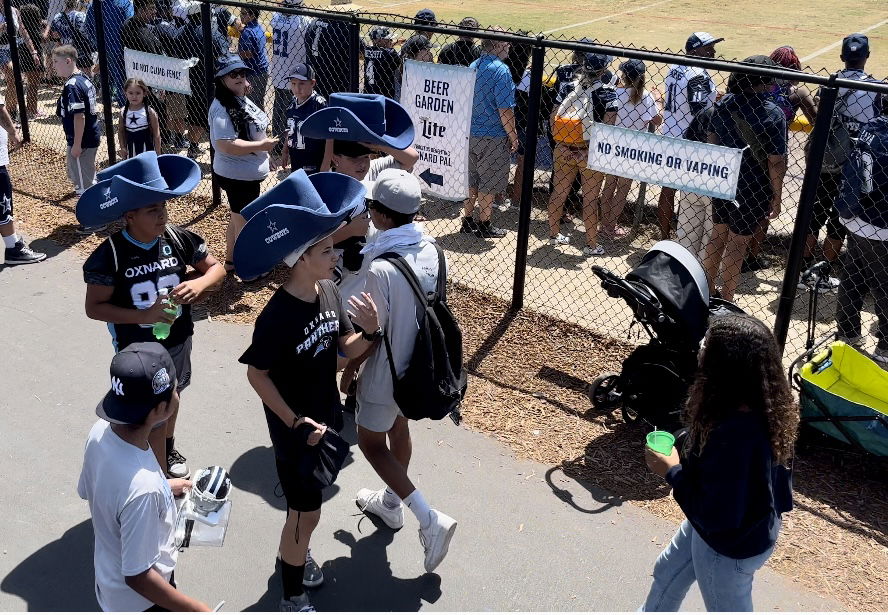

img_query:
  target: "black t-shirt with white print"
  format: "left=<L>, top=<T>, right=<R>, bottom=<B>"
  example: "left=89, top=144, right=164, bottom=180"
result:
left=239, top=280, right=354, bottom=460
left=82, top=225, right=208, bottom=351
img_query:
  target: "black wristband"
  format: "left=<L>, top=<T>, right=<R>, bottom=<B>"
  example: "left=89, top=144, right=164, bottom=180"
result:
left=290, top=415, right=302, bottom=430
left=361, top=327, right=383, bottom=342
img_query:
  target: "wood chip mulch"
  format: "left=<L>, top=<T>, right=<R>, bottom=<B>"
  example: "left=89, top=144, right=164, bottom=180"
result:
left=9, top=145, right=888, bottom=611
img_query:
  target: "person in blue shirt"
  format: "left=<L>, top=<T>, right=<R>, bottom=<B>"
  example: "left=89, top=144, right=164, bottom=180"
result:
left=461, top=29, right=516, bottom=239
left=701, top=55, right=787, bottom=302
left=642, top=314, right=796, bottom=611
left=84, top=0, right=133, bottom=106
left=238, top=6, right=269, bottom=110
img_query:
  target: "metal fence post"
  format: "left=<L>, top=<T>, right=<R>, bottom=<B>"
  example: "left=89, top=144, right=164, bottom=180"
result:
left=773, top=78, right=840, bottom=352
left=92, top=0, right=116, bottom=165
left=3, top=0, right=29, bottom=141
left=201, top=1, right=221, bottom=205
left=348, top=18, right=361, bottom=93
left=510, top=40, right=545, bottom=311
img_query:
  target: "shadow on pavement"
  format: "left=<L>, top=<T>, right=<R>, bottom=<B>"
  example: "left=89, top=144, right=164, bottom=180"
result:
left=1, top=519, right=98, bottom=611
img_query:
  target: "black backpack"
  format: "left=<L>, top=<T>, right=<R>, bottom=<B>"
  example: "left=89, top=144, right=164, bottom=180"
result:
left=379, top=243, right=467, bottom=423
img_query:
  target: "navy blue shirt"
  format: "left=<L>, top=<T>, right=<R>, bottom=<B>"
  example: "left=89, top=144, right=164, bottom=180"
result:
left=711, top=93, right=786, bottom=199
left=286, top=92, right=327, bottom=173
left=363, top=46, right=400, bottom=100
left=306, top=19, right=351, bottom=99
left=666, top=412, right=793, bottom=559
left=239, top=20, right=269, bottom=74
left=57, top=73, right=101, bottom=148
left=836, top=115, right=888, bottom=230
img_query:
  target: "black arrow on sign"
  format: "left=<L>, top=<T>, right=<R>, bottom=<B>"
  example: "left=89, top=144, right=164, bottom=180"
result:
left=419, top=168, right=444, bottom=187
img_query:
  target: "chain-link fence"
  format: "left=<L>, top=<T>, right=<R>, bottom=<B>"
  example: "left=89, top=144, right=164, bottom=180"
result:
left=4, top=0, right=888, bottom=366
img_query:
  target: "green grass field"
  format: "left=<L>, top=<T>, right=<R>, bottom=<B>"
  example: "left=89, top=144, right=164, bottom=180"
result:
left=320, top=0, right=888, bottom=78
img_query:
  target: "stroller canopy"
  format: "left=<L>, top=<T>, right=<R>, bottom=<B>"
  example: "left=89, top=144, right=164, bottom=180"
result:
left=626, top=241, right=711, bottom=345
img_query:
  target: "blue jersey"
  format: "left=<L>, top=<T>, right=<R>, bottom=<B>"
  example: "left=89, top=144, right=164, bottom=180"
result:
left=286, top=92, right=327, bottom=173
left=306, top=19, right=350, bottom=98
left=836, top=116, right=888, bottom=230
left=57, top=73, right=101, bottom=148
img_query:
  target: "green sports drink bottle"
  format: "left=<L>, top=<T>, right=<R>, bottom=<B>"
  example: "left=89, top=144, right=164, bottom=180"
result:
left=152, top=289, right=178, bottom=341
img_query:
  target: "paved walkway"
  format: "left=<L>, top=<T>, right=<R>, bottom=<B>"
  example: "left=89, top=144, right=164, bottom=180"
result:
left=0, top=245, right=842, bottom=611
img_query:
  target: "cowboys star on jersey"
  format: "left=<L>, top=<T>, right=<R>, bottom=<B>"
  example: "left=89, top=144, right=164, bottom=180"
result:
left=83, top=225, right=208, bottom=351
left=661, top=64, right=717, bottom=139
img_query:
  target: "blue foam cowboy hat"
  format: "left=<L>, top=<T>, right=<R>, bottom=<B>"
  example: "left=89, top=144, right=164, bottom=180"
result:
left=76, top=151, right=201, bottom=227
left=240, top=170, right=367, bottom=221
left=233, top=169, right=366, bottom=280
left=299, top=93, right=415, bottom=150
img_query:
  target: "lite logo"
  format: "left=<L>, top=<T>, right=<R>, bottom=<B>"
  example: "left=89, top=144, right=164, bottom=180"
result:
left=420, top=117, right=446, bottom=139
left=264, top=219, right=290, bottom=244
left=99, top=186, right=119, bottom=210
left=328, top=116, right=349, bottom=134
left=111, top=376, right=124, bottom=396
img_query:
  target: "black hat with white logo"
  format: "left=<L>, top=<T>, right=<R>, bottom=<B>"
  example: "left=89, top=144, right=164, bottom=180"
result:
left=97, top=342, right=178, bottom=425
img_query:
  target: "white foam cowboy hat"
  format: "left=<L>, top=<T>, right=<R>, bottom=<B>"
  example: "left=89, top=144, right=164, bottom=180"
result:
left=75, top=151, right=201, bottom=227
left=299, top=93, right=416, bottom=151
left=233, top=169, right=367, bottom=280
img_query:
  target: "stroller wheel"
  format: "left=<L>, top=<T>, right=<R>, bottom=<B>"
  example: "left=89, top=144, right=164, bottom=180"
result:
left=621, top=405, right=640, bottom=424
left=587, top=372, right=620, bottom=409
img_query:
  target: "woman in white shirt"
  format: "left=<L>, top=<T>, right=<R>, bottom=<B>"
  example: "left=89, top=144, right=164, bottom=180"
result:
left=599, top=59, right=662, bottom=239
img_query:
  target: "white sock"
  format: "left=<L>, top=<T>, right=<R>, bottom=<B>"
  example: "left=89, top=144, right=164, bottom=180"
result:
left=404, top=489, right=432, bottom=529
left=3, top=233, right=19, bottom=248
left=382, top=487, right=401, bottom=509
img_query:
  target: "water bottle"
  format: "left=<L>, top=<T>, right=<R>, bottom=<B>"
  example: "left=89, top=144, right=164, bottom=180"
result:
left=152, top=288, right=178, bottom=341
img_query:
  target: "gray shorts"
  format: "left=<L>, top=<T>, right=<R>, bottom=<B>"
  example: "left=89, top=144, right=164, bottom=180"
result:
left=355, top=399, right=403, bottom=433
left=167, top=337, right=193, bottom=393
left=468, top=136, right=510, bottom=195
left=66, top=146, right=98, bottom=193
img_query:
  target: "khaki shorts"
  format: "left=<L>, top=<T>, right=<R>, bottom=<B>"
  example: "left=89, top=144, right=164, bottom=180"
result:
left=468, top=136, right=511, bottom=194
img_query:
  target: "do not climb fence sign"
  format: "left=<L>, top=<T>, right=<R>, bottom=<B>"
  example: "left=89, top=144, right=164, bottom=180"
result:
left=401, top=59, right=476, bottom=201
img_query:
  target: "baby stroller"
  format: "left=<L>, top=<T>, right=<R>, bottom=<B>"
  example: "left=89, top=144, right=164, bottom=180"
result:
left=587, top=241, right=743, bottom=430
left=789, top=262, right=888, bottom=457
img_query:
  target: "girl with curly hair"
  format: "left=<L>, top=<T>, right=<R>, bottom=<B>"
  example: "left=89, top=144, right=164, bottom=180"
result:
left=641, top=314, right=798, bottom=611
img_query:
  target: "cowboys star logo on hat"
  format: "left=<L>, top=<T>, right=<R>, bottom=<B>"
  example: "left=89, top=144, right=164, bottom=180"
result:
left=268, top=220, right=278, bottom=234
left=301, top=93, right=415, bottom=150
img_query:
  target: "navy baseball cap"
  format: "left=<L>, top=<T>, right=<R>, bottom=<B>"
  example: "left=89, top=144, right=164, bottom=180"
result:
left=583, top=52, right=609, bottom=71
left=96, top=343, right=177, bottom=425
left=215, top=54, right=250, bottom=78
left=841, top=33, right=870, bottom=60
left=402, top=34, right=438, bottom=57
left=619, top=58, right=646, bottom=80
left=287, top=63, right=315, bottom=81
left=686, top=31, right=724, bottom=52
left=414, top=8, right=436, bottom=23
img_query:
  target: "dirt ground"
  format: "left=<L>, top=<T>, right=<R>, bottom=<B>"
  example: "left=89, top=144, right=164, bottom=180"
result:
left=6, top=143, right=887, bottom=611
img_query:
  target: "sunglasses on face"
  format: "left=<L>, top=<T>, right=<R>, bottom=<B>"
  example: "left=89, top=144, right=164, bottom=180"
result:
left=226, top=70, right=247, bottom=79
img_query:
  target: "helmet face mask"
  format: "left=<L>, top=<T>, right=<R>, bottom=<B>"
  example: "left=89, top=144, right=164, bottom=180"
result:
left=191, top=466, right=231, bottom=515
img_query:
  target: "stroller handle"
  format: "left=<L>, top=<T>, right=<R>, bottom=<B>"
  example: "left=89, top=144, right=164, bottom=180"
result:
left=591, top=266, right=672, bottom=325
left=800, top=260, right=830, bottom=283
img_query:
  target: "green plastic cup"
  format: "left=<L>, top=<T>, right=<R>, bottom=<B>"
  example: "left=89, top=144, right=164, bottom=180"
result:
left=646, top=430, right=676, bottom=455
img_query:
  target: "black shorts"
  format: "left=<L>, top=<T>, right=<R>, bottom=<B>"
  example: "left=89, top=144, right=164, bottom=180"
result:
left=0, top=165, right=12, bottom=225
left=712, top=196, right=769, bottom=237
left=216, top=175, right=263, bottom=214
left=809, top=172, right=847, bottom=241
left=275, top=457, right=323, bottom=513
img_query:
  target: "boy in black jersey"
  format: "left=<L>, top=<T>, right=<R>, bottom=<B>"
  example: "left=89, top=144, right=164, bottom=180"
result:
left=234, top=170, right=378, bottom=611
left=279, top=63, right=328, bottom=175
left=78, top=152, right=226, bottom=479
left=363, top=27, right=400, bottom=100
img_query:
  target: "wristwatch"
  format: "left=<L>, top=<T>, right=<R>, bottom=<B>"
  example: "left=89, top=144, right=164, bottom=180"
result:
left=361, top=327, right=383, bottom=342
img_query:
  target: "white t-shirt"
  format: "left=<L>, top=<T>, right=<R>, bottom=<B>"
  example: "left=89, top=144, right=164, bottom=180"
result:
left=209, top=97, right=271, bottom=181
left=616, top=88, right=660, bottom=131
left=269, top=12, right=313, bottom=90
left=0, top=95, right=9, bottom=167
left=77, top=420, right=178, bottom=612
left=661, top=64, right=716, bottom=138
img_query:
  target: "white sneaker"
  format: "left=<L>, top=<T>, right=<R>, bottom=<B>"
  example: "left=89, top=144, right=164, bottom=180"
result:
left=582, top=244, right=605, bottom=257
left=356, top=487, right=404, bottom=530
left=496, top=198, right=513, bottom=211
left=418, top=509, right=457, bottom=573
left=549, top=233, right=570, bottom=245
left=279, top=592, right=315, bottom=612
